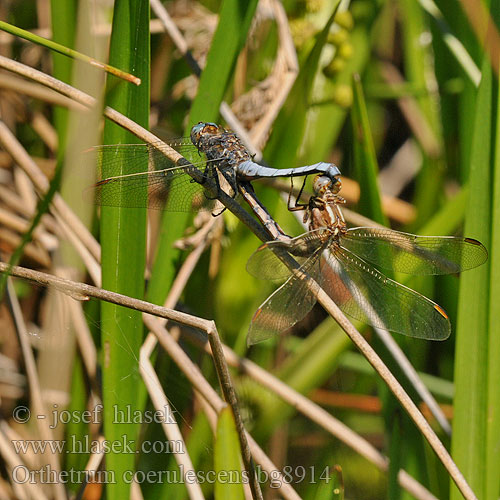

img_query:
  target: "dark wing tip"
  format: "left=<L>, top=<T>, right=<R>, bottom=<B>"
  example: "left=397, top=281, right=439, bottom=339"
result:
left=464, top=237, right=483, bottom=246
left=464, top=237, right=489, bottom=265
left=93, top=178, right=112, bottom=187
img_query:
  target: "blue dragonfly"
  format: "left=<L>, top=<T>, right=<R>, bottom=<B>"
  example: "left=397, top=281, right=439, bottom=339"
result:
left=86, top=122, right=340, bottom=217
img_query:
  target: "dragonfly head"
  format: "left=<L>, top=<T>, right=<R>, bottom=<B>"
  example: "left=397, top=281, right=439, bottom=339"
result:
left=313, top=175, right=342, bottom=196
left=190, top=122, right=225, bottom=148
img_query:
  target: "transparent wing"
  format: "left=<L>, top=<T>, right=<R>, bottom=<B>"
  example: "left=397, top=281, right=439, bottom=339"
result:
left=247, top=246, right=325, bottom=345
left=342, top=227, right=488, bottom=275
left=83, top=143, right=228, bottom=212
left=323, top=245, right=451, bottom=340
left=246, top=229, right=329, bottom=281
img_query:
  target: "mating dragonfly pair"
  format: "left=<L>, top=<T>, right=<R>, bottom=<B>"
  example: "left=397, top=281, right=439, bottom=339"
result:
left=87, top=122, right=488, bottom=344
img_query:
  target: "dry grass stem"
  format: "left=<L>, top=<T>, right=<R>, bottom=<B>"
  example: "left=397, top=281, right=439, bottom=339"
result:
left=0, top=118, right=101, bottom=262
left=66, top=298, right=97, bottom=382
left=374, top=326, right=451, bottom=436
left=30, top=112, right=58, bottom=153
left=0, top=71, right=87, bottom=110
left=0, top=422, right=48, bottom=500
left=0, top=228, right=51, bottom=267
left=232, top=0, right=299, bottom=150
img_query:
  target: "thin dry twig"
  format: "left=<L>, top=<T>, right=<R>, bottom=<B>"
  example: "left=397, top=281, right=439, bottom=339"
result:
left=0, top=259, right=345, bottom=499
left=0, top=71, right=87, bottom=110
left=314, top=287, right=476, bottom=500
left=140, top=216, right=263, bottom=500
left=138, top=225, right=298, bottom=499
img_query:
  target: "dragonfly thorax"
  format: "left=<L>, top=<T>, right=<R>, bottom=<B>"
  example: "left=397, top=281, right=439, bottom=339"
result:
left=190, top=122, right=252, bottom=167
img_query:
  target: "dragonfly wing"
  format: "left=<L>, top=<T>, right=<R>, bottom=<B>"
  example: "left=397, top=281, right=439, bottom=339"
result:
left=247, top=248, right=324, bottom=345
left=342, top=227, right=488, bottom=275
left=246, top=229, right=329, bottom=281
left=324, top=245, right=450, bottom=340
left=84, top=143, right=222, bottom=212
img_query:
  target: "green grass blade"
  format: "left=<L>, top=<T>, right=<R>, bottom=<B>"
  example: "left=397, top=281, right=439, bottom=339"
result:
left=0, top=20, right=140, bottom=84
left=214, top=407, right=245, bottom=500
left=400, top=0, right=446, bottom=229
left=99, top=1, right=149, bottom=499
left=63, top=357, right=89, bottom=494
left=485, top=60, right=500, bottom=500
left=451, top=59, right=493, bottom=500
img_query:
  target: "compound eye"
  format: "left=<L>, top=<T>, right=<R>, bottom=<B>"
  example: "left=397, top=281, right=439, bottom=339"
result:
left=313, top=175, right=335, bottom=195
left=331, top=176, right=342, bottom=194
left=203, top=123, right=219, bottom=134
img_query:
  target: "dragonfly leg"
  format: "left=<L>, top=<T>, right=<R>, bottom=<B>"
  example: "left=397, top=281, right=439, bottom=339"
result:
left=208, top=169, right=228, bottom=216
left=288, top=176, right=309, bottom=212
left=201, top=165, right=223, bottom=200
left=198, top=165, right=211, bottom=185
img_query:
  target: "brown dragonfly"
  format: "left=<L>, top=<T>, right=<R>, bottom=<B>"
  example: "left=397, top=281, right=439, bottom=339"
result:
left=246, top=175, right=488, bottom=345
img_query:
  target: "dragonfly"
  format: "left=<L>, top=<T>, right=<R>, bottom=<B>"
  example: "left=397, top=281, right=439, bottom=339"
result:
left=85, top=122, right=341, bottom=234
left=246, top=174, right=488, bottom=345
